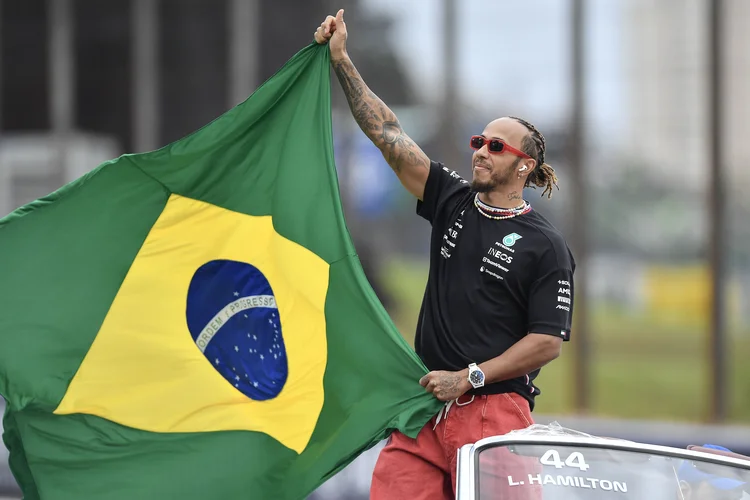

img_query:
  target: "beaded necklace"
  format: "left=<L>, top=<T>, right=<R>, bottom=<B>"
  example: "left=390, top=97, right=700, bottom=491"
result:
left=473, top=193, right=532, bottom=220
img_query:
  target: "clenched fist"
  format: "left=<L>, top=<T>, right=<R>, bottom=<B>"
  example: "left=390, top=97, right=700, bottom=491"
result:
left=419, top=370, right=471, bottom=402
left=313, top=9, right=348, bottom=59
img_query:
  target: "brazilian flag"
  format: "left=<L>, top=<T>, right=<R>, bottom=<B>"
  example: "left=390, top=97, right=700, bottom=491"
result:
left=0, top=43, right=441, bottom=499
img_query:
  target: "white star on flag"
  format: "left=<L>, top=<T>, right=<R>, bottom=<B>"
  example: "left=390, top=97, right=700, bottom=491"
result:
left=233, top=291, right=239, bottom=297
left=234, top=346, right=239, bottom=352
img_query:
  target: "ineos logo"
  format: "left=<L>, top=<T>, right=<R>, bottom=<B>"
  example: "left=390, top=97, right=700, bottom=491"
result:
left=487, top=248, right=513, bottom=264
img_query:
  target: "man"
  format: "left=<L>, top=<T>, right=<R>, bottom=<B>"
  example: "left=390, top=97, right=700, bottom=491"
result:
left=314, top=10, right=575, bottom=500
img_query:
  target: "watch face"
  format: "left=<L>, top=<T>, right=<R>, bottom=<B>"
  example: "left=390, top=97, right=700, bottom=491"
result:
left=469, top=370, right=484, bottom=385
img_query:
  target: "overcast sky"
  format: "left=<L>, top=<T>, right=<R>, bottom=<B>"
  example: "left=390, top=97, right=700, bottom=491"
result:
left=360, top=0, right=626, bottom=138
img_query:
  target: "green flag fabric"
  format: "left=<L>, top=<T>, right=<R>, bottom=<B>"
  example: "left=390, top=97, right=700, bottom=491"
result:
left=0, top=43, right=441, bottom=499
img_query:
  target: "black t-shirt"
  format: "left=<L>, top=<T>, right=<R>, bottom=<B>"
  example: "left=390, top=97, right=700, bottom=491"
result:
left=415, top=162, right=575, bottom=410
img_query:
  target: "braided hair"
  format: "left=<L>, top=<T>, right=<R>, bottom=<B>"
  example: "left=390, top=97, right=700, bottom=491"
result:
left=509, top=116, right=559, bottom=198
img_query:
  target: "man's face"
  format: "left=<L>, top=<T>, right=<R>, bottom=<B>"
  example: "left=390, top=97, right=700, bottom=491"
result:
left=471, top=117, right=531, bottom=194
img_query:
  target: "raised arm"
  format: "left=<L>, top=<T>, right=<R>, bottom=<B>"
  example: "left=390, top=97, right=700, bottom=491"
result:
left=314, top=10, right=430, bottom=200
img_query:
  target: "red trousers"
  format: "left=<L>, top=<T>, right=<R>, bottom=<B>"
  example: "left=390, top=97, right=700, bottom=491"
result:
left=370, top=392, right=539, bottom=500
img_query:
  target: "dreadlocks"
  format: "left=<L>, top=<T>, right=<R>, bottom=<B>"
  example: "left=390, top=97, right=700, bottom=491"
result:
left=509, top=116, right=559, bottom=199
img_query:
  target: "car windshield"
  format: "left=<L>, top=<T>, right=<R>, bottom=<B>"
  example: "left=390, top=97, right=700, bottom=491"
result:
left=476, top=443, right=750, bottom=500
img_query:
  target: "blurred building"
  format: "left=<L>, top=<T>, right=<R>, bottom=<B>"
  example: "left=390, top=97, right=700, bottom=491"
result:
left=623, top=0, right=750, bottom=188
left=0, top=0, right=408, bottom=307
left=1, top=0, right=331, bottom=149
left=0, top=0, right=329, bottom=215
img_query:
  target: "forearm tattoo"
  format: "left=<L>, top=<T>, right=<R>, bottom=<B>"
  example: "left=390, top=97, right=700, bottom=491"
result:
left=333, top=58, right=428, bottom=174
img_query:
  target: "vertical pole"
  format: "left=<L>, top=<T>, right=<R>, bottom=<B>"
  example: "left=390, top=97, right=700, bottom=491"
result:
left=708, top=0, right=727, bottom=423
left=228, top=0, right=260, bottom=108
left=132, top=0, right=160, bottom=153
left=569, top=0, right=590, bottom=413
left=49, top=0, right=74, bottom=136
left=0, top=0, right=3, bottom=134
left=440, top=0, right=461, bottom=170
left=0, top=0, right=7, bottom=217
left=49, top=0, right=74, bottom=185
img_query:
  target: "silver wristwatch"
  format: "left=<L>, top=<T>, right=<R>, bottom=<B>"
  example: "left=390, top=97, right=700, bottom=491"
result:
left=467, top=363, right=485, bottom=389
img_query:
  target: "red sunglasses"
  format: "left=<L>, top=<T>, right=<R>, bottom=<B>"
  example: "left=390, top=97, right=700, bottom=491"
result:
left=470, top=136, right=532, bottom=159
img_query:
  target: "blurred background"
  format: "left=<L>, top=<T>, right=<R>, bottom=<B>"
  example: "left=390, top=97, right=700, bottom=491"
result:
left=1, top=0, right=749, bottom=498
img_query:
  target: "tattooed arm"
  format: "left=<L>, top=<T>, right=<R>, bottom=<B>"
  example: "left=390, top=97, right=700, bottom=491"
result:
left=332, top=55, right=430, bottom=200
left=314, top=10, right=430, bottom=200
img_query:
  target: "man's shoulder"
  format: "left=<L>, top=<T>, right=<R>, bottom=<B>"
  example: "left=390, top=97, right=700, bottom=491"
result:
left=417, top=161, right=472, bottom=226
left=520, top=210, right=574, bottom=266
left=430, top=161, right=470, bottom=186
left=523, top=209, right=567, bottom=244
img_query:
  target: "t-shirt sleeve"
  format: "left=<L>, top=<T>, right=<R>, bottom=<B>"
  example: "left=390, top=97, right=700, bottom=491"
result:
left=416, top=161, right=470, bottom=225
left=526, top=245, right=575, bottom=341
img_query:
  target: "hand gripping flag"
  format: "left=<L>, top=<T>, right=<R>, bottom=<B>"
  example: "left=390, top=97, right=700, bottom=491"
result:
left=0, top=43, right=442, bottom=500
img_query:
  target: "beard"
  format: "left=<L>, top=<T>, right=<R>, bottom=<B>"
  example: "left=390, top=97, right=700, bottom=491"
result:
left=470, top=157, right=521, bottom=193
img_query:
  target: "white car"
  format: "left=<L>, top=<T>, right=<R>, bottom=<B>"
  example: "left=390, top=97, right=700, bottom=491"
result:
left=455, top=423, right=750, bottom=500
